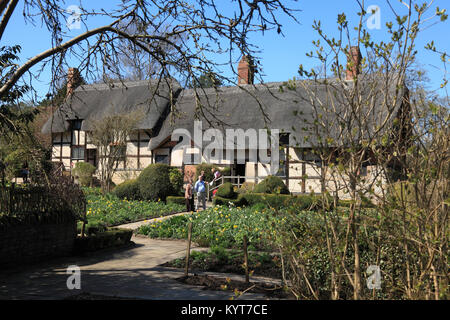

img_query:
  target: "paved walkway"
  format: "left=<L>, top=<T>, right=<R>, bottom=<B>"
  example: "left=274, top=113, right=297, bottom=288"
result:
left=0, top=203, right=273, bottom=300
left=118, top=201, right=212, bottom=230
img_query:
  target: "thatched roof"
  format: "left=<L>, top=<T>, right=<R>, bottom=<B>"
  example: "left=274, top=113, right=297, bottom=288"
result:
left=42, top=74, right=408, bottom=151
left=42, top=79, right=181, bottom=134
left=148, top=76, right=408, bottom=150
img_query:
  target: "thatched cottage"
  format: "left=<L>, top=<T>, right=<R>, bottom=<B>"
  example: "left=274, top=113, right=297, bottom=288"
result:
left=42, top=48, right=410, bottom=196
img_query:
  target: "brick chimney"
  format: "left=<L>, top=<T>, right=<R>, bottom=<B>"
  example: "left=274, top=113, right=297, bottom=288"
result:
left=237, top=56, right=254, bottom=85
left=346, top=46, right=362, bottom=80
left=66, top=68, right=80, bottom=98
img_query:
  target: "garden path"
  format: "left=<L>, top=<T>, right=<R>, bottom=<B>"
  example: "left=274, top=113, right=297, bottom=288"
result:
left=116, top=200, right=213, bottom=230
left=0, top=202, right=272, bottom=300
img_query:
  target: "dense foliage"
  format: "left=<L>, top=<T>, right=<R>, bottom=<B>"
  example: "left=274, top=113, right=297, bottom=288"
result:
left=72, top=162, right=96, bottom=187
left=253, top=176, right=289, bottom=194
left=169, top=167, right=184, bottom=196
left=137, top=163, right=174, bottom=201
left=112, top=179, right=141, bottom=200
left=215, top=182, right=236, bottom=199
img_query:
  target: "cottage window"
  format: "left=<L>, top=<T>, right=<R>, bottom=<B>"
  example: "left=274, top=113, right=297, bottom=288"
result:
left=71, top=146, right=85, bottom=160
left=155, top=154, right=169, bottom=164
left=69, top=119, right=83, bottom=130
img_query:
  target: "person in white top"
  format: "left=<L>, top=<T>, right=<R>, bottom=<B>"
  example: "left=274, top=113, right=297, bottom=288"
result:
left=210, top=168, right=221, bottom=186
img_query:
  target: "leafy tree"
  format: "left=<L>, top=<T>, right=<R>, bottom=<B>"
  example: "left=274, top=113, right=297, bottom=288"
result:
left=89, top=110, right=143, bottom=193
left=275, top=0, right=449, bottom=300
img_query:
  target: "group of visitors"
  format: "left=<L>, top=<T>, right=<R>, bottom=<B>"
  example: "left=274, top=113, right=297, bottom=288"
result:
left=184, top=168, right=221, bottom=212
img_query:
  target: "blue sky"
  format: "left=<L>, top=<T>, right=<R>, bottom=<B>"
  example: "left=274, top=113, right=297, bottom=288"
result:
left=3, top=0, right=449, bottom=100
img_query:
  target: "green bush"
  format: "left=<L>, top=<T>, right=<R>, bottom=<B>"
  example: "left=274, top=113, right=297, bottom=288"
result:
left=112, top=179, right=141, bottom=200
left=137, top=163, right=174, bottom=201
left=72, top=162, right=96, bottom=187
left=253, top=175, right=289, bottom=194
left=237, top=181, right=255, bottom=193
left=167, top=196, right=186, bottom=206
left=221, top=166, right=231, bottom=177
left=169, top=168, right=184, bottom=196
left=195, top=163, right=215, bottom=182
left=215, top=182, right=236, bottom=199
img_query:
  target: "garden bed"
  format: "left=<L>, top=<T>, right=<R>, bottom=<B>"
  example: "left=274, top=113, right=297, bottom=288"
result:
left=80, top=191, right=185, bottom=231
left=162, top=248, right=282, bottom=279
left=176, top=274, right=292, bottom=299
left=137, top=206, right=278, bottom=251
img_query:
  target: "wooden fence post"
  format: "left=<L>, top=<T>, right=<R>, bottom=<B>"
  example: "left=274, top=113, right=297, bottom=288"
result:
left=185, top=222, right=193, bottom=276
left=81, top=201, right=87, bottom=237
left=243, top=235, right=249, bottom=283
left=8, top=183, right=15, bottom=215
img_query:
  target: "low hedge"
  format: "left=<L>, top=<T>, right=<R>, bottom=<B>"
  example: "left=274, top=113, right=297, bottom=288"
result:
left=215, top=182, right=236, bottom=199
left=213, top=194, right=248, bottom=207
left=73, top=228, right=133, bottom=253
left=167, top=196, right=186, bottom=206
left=213, top=192, right=332, bottom=210
left=243, top=193, right=330, bottom=210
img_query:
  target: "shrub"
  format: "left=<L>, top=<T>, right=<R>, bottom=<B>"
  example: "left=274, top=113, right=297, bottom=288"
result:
left=169, top=167, right=184, bottom=196
left=237, top=181, right=255, bottom=193
left=137, top=163, right=174, bottom=201
left=72, top=162, right=96, bottom=187
left=112, top=179, right=141, bottom=200
left=221, top=166, right=231, bottom=177
left=167, top=196, right=186, bottom=206
left=195, top=163, right=215, bottom=182
left=253, top=176, right=289, bottom=194
left=215, top=182, right=236, bottom=199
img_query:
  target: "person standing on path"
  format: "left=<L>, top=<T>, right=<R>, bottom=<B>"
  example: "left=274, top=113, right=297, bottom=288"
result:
left=194, top=175, right=207, bottom=211
left=209, top=167, right=221, bottom=187
left=184, top=178, right=194, bottom=212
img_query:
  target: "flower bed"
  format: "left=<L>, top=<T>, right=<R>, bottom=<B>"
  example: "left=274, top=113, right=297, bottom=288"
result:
left=81, top=192, right=185, bottom=231
left=137, top=205, right=278, bottom=251
left=163, top=247, right=282, bottom=278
